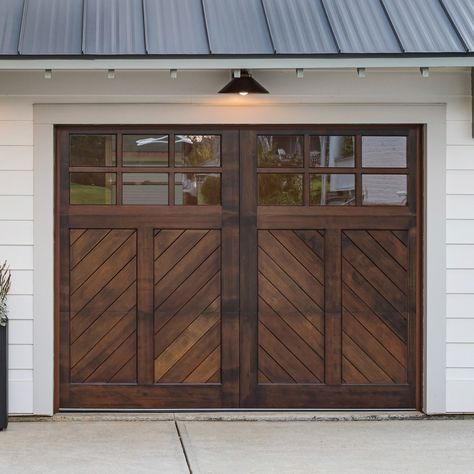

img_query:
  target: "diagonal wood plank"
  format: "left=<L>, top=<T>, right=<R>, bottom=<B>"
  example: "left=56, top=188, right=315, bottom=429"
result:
left=158, top=322, right=220, bottom=383
left=259, top=297, right=324, bottom=379
left=154, top=230, right=209, bottom=283
left=269, top=230, right=324, bottom=283
left=259, top=272, right=325, bottom=346
left=184, top=346, right=221, bottom=384
left=259, top=230, right=324, bottom=302
left=259, top=323, right=319, bottom=383
left=259, top=247, right=324, bottom=319
left=70, top=230, right=134, bottom=292
left=344, top=230, right=407, bottom=293
left=154, top=312, right=220, bottom=381
left=70, top=229, right=110, bottom=268
left=342, top=234, right=407, bottom=314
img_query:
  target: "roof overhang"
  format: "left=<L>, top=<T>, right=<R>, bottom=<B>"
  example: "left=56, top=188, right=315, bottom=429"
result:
left=0, top=56, right=474, bottom=70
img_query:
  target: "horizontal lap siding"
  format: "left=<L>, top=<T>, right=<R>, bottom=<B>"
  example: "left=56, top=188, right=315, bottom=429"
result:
left=446, top=105, right=474, bottom=412
left=0, top=115, right=34, bottom=414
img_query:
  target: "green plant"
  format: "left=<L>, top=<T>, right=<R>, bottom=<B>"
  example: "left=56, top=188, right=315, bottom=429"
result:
left=0, top=261, right=11, bottom=327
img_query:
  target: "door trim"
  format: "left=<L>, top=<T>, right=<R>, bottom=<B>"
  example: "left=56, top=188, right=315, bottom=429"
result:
left=28, top=102, right=443, bottom=414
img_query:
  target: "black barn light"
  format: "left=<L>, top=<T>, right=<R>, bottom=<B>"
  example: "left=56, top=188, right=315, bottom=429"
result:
left=218, top=69, right=269, bottom=95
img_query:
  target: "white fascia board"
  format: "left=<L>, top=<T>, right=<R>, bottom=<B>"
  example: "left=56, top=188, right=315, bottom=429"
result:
left=0, top=57, right=474, bottom=70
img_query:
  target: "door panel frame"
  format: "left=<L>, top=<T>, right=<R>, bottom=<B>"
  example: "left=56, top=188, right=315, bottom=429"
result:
left=55, top=123, right=423, bottom=410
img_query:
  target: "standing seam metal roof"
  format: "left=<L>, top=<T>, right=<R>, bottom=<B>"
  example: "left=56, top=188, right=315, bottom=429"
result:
left=0, top=0, right=473, bottom=56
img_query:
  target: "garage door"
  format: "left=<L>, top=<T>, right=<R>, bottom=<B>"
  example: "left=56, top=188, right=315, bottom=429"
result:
left=57, top=125, right=421, bottom=410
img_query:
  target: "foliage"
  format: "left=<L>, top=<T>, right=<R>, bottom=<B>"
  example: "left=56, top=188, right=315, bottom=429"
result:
left=0, top=261, right=11, bottom=327
left=199, top=175, right=221, bottom=205
left=181, top=136, right=217, bottom=167
left=259, top=174, right=303, bottom=205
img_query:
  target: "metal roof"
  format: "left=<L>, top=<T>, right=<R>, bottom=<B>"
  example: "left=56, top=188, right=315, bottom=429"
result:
left=1, top=0, right=473, bottom=57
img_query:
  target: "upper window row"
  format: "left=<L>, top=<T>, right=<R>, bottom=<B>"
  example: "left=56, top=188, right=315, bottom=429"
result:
left=258, top=135, right=407, bottom=168
left=70, top=134, right=221, bottom=168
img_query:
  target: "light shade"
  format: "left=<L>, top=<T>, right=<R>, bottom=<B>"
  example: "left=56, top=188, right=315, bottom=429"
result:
left=218, top=69, right=269, bottom=95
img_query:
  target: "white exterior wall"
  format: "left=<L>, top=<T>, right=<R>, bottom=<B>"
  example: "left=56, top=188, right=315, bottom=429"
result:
left=0, top=68, right=471, bottom=414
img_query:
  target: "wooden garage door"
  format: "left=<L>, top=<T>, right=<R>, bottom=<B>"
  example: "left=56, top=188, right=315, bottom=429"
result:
left=239, top=128, right=421, bottom=409
left=57, top=125, right=421, bottom=410
left=57, top=128, right=239, bottom=408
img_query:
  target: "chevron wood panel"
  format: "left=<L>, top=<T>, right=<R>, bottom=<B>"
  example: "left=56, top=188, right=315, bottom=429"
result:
left=257, top=230, right=325, bottom=384
left=342, top=230, right=408, bottom=385
left=154, top=229, right=222, bottom=384
left=69, top=229, right=137, bottom=384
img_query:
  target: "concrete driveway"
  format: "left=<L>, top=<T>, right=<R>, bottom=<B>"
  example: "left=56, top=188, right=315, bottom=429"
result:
left=1, top=417, right=473, bottom=473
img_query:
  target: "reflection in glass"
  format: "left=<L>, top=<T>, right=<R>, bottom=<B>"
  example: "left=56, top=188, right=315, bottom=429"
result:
left=70, top=135, right=116, bottom=167
left=175, top=173, right=221, bottom=205
left=258, top=136, right=303, bottom=167
left=123, top=135, right=168, bottom=167
left=122, top=173, right=168, bottom=205
left=258, top=174, right=303, bottom=205
left=362, top=175, right=407, bottom=205
left=175, top=135, right=221, bottom=167
left=70, top=173, right=116, bottom=204
left=310, top=136, right=354, bottom=167
left=310, top=174, right=355, bottom=206
left=362, top=136, right=407, bottom=168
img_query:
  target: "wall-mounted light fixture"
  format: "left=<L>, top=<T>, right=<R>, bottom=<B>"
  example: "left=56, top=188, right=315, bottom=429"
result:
left=107, top=69, right=116, bottom=79
left=44, top=69, right=52, bottom=79
left=357, top=68, right=366, bottom=78
left=218, top=69, right=269, bottom=95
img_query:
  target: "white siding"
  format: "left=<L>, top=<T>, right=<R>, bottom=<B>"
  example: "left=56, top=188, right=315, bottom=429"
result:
left=0, top=104, right=33, bottom=415
left=0, top=68, right=472, bottom=413
left=446, top=91, right=474, bottom=413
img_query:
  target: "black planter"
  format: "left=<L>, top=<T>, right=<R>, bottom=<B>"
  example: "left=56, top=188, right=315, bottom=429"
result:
left=0, top=324, right=7, bottom=430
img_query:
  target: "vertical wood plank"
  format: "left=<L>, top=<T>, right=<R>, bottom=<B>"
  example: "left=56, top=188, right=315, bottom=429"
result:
left=137, top=227, right=154, bottom=385
left=240, top=130, right=258, bottom=407
left=221, top=130, right=240, bottom=406
left=325, top=228, right=342, bottom=385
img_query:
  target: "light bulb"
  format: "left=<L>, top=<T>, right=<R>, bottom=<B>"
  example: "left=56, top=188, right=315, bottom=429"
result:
left=239, top=91, right=249, bottom=96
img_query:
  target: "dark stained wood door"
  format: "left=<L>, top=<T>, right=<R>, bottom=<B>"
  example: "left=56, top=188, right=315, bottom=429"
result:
left=58, top=125, right=421, bottom=410
left=57, top=127, right=239, bottom=409
left=240, top=127, right=422, bottom=409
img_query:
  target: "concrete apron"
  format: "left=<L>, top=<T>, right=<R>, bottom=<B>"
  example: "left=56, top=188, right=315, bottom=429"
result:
left=10, top=410, right=427, bottom=423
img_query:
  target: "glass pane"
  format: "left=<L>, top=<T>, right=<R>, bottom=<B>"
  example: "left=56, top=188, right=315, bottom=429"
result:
left=310, top=174, right=355, bottom=206
left=122, top=173, right=168, bottom=205
left=70, top=135, right=116, bottom=167
left=258, top=174, right=303, bottom=205
left=175, top=135, right=221, bottom=167
left=362, top=136, right=407, bottom=168
left=70, top=173, right=116, bottom=204
left=310, top=136, right=355, bottom=167
left=123, top=135, right=169, bottom=167
left=258, top=136, right=303, bottom=167
left=175, top=173, right=221, bottom=205
left=362, top=175, right=408, bottom=205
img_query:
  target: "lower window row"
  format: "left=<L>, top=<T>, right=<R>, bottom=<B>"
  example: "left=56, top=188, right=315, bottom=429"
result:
left=70, top=172, right=221, bottom=205
left=259, top=174, right=407, bottom=206
left=69, top=172, right=407, bottom=206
